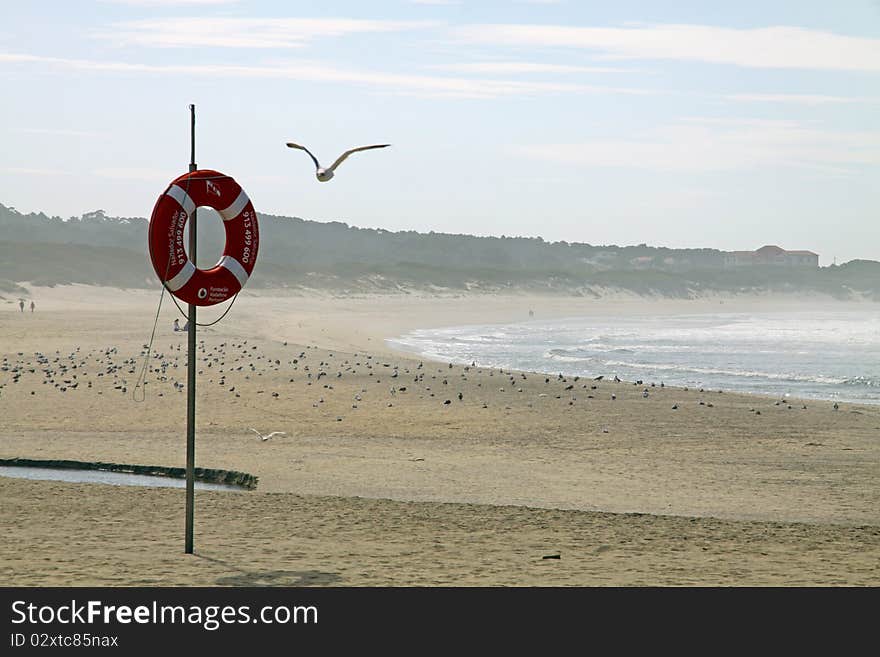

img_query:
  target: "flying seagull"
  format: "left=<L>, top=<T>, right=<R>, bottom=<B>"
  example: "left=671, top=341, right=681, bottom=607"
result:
left=286, top=142, right=390, bottom=182
left=249, top=428, right=286, bottom=441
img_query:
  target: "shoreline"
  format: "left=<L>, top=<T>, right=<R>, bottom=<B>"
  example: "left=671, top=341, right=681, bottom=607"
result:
left=385, top=306, right=880, bottom=406
left=4, top=282, right=878, bottom=411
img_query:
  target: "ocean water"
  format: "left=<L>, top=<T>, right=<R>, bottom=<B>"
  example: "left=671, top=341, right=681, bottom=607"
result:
left=388, top=308, right=880, bottom=404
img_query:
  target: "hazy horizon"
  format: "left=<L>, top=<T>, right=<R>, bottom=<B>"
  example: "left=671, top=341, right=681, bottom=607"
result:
left=2, top=1, right=879, bottom=266
left=0, top=200, right=844, bottom=263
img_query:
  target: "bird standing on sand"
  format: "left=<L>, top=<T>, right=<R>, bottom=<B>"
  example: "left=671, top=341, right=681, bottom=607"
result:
left=285, top=142, right=390, bottom=182
left=249, top=428, right=286, bottom=441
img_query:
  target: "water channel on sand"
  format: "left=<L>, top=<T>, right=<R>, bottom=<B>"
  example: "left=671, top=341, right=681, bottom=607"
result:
left=0, top=465, right=248, bottom=491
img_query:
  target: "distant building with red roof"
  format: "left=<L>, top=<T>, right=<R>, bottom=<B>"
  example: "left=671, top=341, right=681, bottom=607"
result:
left=724, top=245, right=818, bottom=268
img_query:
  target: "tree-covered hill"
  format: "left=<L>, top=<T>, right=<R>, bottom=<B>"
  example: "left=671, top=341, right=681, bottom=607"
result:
left=1, top=202, right=878, bottom=300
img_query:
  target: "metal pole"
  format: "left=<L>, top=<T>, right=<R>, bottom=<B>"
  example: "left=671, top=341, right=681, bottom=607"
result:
left=185, top=104, right=197, bottom=554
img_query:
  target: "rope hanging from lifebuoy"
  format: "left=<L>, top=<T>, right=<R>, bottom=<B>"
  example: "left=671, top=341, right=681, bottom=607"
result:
left=148, top=169, right=259, bottom=306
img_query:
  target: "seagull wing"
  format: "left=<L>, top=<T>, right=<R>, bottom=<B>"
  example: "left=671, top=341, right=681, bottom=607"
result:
left=286, top=142, right=321, bottom=171
left=264, top=432, right=286, bottom=440
left=327, top=144, right=390, bottom=173
left=248, top=427, right=263, bottom=438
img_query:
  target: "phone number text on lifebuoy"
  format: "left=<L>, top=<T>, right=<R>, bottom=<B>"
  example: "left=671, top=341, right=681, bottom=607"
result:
left=241, top=211, right=253, bottom=264
left=166, top=210, right=188, bottom=266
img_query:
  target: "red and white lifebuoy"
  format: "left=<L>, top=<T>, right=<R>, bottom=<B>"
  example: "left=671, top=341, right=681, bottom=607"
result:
left=148, top=169, right=259, bottom=306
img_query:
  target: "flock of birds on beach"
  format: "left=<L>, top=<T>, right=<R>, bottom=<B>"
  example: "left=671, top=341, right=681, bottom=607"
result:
left=0, top=332, right=846, bottom=444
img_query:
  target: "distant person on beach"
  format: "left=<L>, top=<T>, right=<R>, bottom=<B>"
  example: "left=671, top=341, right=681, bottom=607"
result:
left=173, top=318, right=180, bottom=332
left=182, top=320, right=189, bottom=332
left=19, top=299, right=24, bottom=312
left=30, top=301, right=34, bottom=313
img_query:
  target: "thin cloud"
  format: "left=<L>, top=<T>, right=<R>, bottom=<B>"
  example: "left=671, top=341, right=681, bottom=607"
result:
left=455, top=23, right=880, bottom=71
left=513, top=120, right=880, bottom=173
left=725, top=93, right=878, bottom=105
left=98, top=0, right=239, bottom=5
left=92, top=168, right=172, bottom=181
left=1, top=167, right=74, bottom=176
left=19, top=127, right=105, bottom=137
left=431, top=61, right=642, bottom=74
left=0, top=52, right=656, bottom=99
left=94, top=17, right=436, bottom=49
left=680, top=117, right=809, bottom=129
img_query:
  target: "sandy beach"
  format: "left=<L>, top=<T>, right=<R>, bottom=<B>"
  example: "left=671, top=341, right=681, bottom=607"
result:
left=1, top=285, right=878, bottom=586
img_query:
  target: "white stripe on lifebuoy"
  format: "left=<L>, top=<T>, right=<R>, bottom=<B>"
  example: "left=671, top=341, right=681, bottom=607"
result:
left=219, top=189, right=250, bottom=221
left=166, top=184, right=196, bottom=217
left=219, top=255, right=249, bottom=287
left=166, top=259, right=196, bottom=291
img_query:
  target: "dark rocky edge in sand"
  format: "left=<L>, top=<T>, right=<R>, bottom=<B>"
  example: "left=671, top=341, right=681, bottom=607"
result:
left=0, top=457, right=257, bottom=490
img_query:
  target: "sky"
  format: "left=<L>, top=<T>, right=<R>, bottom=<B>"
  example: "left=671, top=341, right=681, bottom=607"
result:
left=1, top=1, right=879, bottom=265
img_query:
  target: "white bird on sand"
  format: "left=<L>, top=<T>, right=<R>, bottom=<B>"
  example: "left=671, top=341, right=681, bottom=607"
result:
left=285, top=141, right=390, bottom=182
left=249, top=428, right=285, bottom=441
